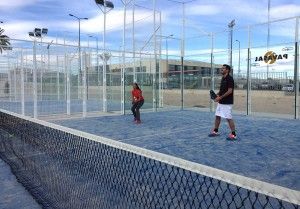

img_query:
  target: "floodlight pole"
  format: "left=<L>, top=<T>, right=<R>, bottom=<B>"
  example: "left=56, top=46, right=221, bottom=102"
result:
left=132, top=0, right=136, bottom=82
left=210, top=32, right=215, bottom=112
left=95, top=0, right=114, bottom=112
left=152, top=1, right=162, bottom=111
left=103, top=6, right=107, bottom=112
left=89, top=35, right=99, bottom=86
left=165, top=34, right=173, bottom=74
left=47, top=40, right=54, bottom=76
left=294, top=17, right=299, bottom=119
left=55, top=36, right=60, bottom=100
left=228, top=20, right=235, bottom=75
left=37, top=28, right=48, bottom=101
left=20, top=49, right=25, bottom=115
left=181, top=2, right=186, bottom=110
left=87, top=35, right=100, bottom=99
left=267, top=0, right=271, bottom=79
left=157, top=33, right=173, bottom=108
left=29, top=36, right=38, bottom=118
left=236, top=40, right=241, bottom=78
left=69, top=14, right=88, bottom=98
left=157, top=34, right=173, bottom=101
left=121, top=0, right=133, bottom=115
left=28, top=28, right=48, bottom=118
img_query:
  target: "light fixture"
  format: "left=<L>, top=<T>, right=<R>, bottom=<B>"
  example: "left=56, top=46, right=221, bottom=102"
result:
left=95, top=0, right=114, bottom=8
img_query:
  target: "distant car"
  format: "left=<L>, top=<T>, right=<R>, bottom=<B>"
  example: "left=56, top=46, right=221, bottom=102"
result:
left=282, top=84, right=294, bottom=92
left=243, top=83, right=259, bottom=90
left=260, top=82, right=269, bottom=89
left=259, top=82, right=274, bottom=90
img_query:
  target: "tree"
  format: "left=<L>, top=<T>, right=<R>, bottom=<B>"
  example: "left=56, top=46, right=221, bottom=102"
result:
left=0, top=28, right=11, bottom=54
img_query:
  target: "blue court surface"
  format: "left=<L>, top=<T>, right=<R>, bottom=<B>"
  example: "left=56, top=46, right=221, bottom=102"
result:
left=0, top=158, right=41, bottom=209
left=53, top=110, right=300, bottom=191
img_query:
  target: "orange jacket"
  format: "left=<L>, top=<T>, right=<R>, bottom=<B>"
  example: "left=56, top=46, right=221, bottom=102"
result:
left=132, top=89, right=144, bottom=102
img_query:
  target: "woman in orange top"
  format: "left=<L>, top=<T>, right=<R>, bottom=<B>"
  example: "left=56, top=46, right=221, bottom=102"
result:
left=131, top=83, right=144, bottom=124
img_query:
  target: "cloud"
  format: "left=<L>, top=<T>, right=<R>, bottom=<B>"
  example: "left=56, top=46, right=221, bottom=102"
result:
left=270, top=4, right=300, bottom=20
left=4, top=21, right=39, bottom=39
left=0, top=0, right=37, bottom=9
left=3, top=20, right=77, bottom=41
left=183, top=0, right=299, bottom=26
left=186, top=5, right=221, bottom=16
left=64, top=8, right=154, bottom=34
left=2, top=8, right=157, bottom=50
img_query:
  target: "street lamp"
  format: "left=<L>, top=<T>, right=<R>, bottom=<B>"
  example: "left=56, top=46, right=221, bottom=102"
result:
left=157, top=34, right=174, bottom=85
left=165, top=34, right=174, bottom=71
left=95, top=0, right=114, bottom=112
left=88, top=35, right=100, bottom=99
left=228, top=19, right=235, bottom=74
left=235, top=40, right=240, bottom=77
left=88, top=35, right=99, bottom=84
left=162, top=34, right=173, bottom=106
left=69, top=13, right=88, bottom=89
left=47, top=40, right=54, bottom=71
left=267, top=0, right=271, bottom=79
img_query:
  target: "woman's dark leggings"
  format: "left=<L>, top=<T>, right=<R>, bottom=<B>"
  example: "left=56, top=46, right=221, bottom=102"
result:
left=131, top=100, right=144, bottom=120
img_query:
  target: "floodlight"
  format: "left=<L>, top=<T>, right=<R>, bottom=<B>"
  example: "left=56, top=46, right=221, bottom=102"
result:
left=228, top=19, right=235, bottom=28
left=34, top=28, right=41, bottom=34
left=95, top=0, right=104, bottom=5
left=42, top=28, right=48, bottom=35
left=95, top=0, right=114, bottom=9
left=105, top=1, right=114, bottom=8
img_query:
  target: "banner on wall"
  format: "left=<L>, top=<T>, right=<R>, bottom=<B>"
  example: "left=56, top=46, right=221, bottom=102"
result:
left=255, top=51, right=289, bottom=64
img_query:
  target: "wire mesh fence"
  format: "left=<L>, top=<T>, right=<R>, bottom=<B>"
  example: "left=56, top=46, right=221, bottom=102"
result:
left=0, top=15, right=299, bottom=119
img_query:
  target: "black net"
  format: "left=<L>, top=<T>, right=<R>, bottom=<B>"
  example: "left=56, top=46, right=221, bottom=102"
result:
left=0, top=110, right=299, bottom=209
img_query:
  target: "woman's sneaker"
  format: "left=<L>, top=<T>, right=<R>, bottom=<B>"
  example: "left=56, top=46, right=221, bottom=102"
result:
left=208, top=131, right=219, bottom=137
left=135, top=120, right=141, bottom=124
left=227, top=133, right=237, bottom=140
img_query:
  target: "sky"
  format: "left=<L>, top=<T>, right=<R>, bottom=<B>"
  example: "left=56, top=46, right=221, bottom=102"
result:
left=1, top=0, right=300, bottom=74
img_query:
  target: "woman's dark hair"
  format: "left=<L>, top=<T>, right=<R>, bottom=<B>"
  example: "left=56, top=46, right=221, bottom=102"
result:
left=223, top=64, right=231, bottom=72
left=134, top=82, right=141, bottom=90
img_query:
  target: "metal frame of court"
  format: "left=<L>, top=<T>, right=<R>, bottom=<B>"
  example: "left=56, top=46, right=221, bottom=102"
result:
left=0, top=1, right=299, bottom=119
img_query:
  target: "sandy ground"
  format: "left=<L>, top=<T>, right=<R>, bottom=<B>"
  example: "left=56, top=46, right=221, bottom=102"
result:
left=162, top=89, right=299, bottom=116
left=0, top=86, right=298, bottom=118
